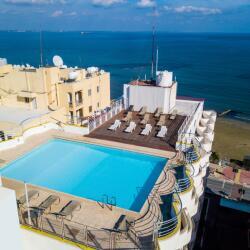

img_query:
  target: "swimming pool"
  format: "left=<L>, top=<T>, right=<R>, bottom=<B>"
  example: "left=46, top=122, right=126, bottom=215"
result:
left=1, top=139, right=167, bottom=212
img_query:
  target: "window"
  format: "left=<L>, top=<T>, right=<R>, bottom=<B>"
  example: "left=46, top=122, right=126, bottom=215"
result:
left=24, top=97, right=29, bottom=103
left=67, top=93, right=73, bottom=106
left=89, top=106, right=92, bottom=113
left=97, top=102, right=100, bottom=108
left=88, top=89, right=91, bottom=96
left=97, top=86, right=100, bottom=93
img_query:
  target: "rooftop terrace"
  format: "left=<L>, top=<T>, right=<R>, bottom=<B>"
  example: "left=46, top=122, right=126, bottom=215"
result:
left=87, top=110, right=186, bottom=152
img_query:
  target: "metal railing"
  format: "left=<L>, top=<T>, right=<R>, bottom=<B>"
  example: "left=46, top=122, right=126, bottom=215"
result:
left=155, top=190, right=182, bottom=238
left=2, top=177, right=144, bottom=250
left=88, top=97, right=124, bottom=132
left=177, top=102, right=202, bottom=143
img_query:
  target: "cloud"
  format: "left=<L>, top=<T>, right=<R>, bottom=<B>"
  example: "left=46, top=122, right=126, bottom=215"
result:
left=164, top=5, right=222, bottom=15
left=137, top=0, right=155, bottom=8
left=51, top=10, right=63, bottom=17
left=92, top=0, right=124, bottom=7
left=4, top=0, right=66, bottom=5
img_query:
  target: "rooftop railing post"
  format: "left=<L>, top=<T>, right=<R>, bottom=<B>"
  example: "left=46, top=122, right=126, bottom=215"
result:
left=61, top=217, right=65, bottom=238
left=24, top=181, right=32, bottom=226
left=84, top=225, right=88, bottom=243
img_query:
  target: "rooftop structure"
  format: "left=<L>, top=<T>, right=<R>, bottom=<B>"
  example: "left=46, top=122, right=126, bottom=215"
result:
left=0, top=66, right=217, bottom=250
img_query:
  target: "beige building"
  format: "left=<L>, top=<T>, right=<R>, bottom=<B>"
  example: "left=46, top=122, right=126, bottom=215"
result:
left=0, top=63, right=110, bottom=125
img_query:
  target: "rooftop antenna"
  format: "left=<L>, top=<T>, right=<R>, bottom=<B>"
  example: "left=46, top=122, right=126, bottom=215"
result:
left=155, top=46, right=159, bottom=76
left=151, top=24, right=155, bottom=80
left=151, top=6, right=157, bottom=80
left=39, top=30, right=44, bottom=67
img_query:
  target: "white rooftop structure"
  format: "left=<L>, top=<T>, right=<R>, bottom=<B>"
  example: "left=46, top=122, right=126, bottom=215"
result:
left=124, top=70, right=177, bottom=114
left=0, top=106, right=49, bottom=128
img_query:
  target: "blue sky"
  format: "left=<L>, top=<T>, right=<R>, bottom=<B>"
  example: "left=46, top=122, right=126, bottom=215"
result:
left=0, top=0, right=250, bottom=32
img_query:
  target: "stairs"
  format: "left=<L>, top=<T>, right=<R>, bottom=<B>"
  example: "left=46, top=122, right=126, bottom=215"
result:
left=157, top=170, right=176, bottom=196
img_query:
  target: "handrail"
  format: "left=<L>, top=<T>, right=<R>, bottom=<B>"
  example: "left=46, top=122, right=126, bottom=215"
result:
left=177, top=101, right=201, bottom=142
left=156, top=189, right=182, bottom=238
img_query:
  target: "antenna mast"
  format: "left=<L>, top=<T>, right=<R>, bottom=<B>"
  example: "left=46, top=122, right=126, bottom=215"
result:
left=151, top=24, right=155, bottom=79
left=40, top=30, right=44, bottom=67
left=156, top=47, right=158, bottom=75
left=151, top=6, right=157, bottom=80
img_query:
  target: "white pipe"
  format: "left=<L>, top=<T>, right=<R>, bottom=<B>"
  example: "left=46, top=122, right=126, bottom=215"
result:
left=24, top=182, right=32, bottom=225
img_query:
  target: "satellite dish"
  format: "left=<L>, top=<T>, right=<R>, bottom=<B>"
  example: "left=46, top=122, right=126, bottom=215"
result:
left=53, top=55, right=64, bottom=67
left=68, top=71, right=79, bottom=80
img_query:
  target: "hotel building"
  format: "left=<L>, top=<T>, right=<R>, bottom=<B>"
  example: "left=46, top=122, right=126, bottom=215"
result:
left=0, top=59, right=217, bottom=250
left=0, top=60, right=110, bottom=124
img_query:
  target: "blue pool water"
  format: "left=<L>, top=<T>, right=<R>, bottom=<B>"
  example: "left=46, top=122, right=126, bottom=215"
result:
left=0, top=139, right=167, bottom=212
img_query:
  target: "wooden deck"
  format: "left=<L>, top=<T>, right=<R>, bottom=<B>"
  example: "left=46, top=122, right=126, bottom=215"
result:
left=87, top=111, right=186, bottom=152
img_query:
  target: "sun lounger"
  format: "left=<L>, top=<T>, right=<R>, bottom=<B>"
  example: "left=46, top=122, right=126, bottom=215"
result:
left=154, top=107, right=163, bottom=118
left=138, top=106, right=147, bottom=116
left=127, top=105, right=134, bottom=112
left=157, top=126, right=168, bottom=138
left=56, top=200, right=81, bottom=218
left=141, top=124, right=152, bottom=136
left=122, top=111, right=132, bottom=122
left=108, top=120, right=121, bottom=131
left=32, top=195, right=59, bottom=213
left=157, top=114, right=166, bottom=126
left=170, top=109, right=178, bottom=120
left=140, top=113, right=150, bottom=125
left=124, top=121, right=136, bottom=133
left=17, top=190, right=39, bottom=206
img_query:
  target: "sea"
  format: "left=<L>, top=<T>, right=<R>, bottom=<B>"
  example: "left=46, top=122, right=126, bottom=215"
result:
left=0, top=31, right=250, bottom=122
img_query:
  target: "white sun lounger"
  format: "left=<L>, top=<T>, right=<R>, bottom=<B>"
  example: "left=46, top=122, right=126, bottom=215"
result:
left=108, top=120, right=121, bottom=131
left=124, top=121, right=136, bottom=133
left=141, top=124, right=152, bottom=136
left=157, top=126, right=168, bottom=138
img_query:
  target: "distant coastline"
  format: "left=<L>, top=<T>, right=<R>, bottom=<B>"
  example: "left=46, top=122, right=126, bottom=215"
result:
left=217, top=109, right=250, bottom=123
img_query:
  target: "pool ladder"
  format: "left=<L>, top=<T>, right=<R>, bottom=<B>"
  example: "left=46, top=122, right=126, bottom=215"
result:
left=97, top=194, right=116, bottom=211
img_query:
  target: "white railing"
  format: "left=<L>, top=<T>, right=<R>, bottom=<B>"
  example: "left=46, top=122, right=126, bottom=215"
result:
left=88, top=97, right=124, bottom=132
left=177, top=102, right=202, bottom=143
left=155, top=190, right=182, bottom=238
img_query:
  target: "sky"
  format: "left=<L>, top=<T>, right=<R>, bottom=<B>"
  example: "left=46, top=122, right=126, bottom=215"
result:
left=0, top=0, right=250, bottom=32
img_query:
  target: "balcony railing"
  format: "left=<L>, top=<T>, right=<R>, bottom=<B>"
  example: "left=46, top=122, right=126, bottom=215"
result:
left=88, top=97, right=123, bottom=132
left=156, top=191, right=182, bottom=238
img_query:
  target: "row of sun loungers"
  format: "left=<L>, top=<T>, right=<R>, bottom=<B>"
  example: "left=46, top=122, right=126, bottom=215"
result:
left=108, top=106, right=176, bottom=137
left=127, top=106, right=164, bottom=118
left=17, top=190, right=81, bottom=219
left=109, top=120, right=168, bottom=137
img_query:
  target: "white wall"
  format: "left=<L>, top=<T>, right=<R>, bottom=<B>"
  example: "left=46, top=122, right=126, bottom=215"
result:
left=63, top=125, right=89, bottom=135
left=0, top=187, right=23, bottom=250
left=0, top=123, right=60, bottom=151
left=21, top=229, right=79, bottom=250
left=128, top=83, right=177, bottom=114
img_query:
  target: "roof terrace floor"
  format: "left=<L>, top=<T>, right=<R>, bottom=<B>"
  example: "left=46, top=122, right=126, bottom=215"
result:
left=87, top=110, right=186, bottom=152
